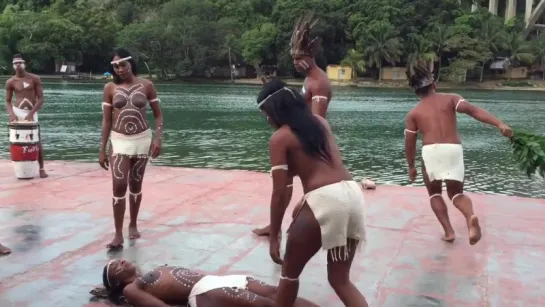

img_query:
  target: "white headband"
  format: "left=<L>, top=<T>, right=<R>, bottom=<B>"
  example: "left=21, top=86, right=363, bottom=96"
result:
left=111, top=56, right=132, bottom=65
left=258, top=87, right=296, bottom=108
left=12, top=59, right=24, bottom=64
left=105, top=260, right=115, bottom=288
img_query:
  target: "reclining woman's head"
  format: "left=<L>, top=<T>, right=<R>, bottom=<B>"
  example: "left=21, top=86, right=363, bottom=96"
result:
left=90, top=259, right=138, bottom=305
left=256, top=78, right=332, bottom=164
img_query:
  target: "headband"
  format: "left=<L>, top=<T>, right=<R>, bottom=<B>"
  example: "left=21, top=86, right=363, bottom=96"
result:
left=105, top=260, right=115, bottom=288
left=258, top=87, right=296, bottom=108
left=111, top=56, right=132, bottom=65
left=12, top=59, right=24, bottom=64
left=413, top=75, right=434, bottom=89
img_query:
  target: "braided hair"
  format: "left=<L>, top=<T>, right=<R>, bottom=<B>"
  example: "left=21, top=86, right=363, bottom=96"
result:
left=406, top=61, right=435, bottom=96
left=290, top=12, right=321, bottom=58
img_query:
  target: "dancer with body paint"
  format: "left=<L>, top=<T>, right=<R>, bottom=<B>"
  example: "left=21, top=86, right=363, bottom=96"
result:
left=90, top=259, right=318, bottom=307
left=99, top=48, right=164, bottom=249
left=252, top=13, right=375, bottom=237
left=404, top=62, right=512, bottom=245
left=258, top=79, right=368, bottom=306
left=5, top=54, right=48, bottom=178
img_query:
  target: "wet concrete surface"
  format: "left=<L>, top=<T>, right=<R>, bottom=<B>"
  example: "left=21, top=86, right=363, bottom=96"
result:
left=0, top=160, right=544, bottom=306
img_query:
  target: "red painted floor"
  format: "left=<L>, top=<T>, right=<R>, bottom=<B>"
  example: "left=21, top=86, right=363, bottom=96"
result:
left=0, top=160, right=544, bottom=306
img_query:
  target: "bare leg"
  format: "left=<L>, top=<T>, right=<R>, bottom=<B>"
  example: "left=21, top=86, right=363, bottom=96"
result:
left=275, top=203, right=322, bottom=307
left=107, top=154, right=130, bottom=249
left=327, top=238, right=368, bottom=306
left=246, top=277, right=318, bottom=307
left=422, top=165, right=455, bottom=242
left=128, top=157, right=148, bottom=239
left=0, top=243, right=11, bottom=255
left=446, top=180, right=481, bottom=245
left=38, top=141, right=48, bottom=178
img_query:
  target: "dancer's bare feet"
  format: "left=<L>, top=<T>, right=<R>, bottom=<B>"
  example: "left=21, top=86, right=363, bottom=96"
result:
left=39, top=169, right=48, bottom=178
left=0, top=243, right=11, bottom=255
left=468, top=215, right=481, bottom=245
left=129, top=224, right=141, bottom=239
left=441, top=232, right=456, bottom=243
left=252, top=225, right=271, bottom=236
left=106, top=233, right=124, bottom=249
left=360, top=179, right=376, bottom=190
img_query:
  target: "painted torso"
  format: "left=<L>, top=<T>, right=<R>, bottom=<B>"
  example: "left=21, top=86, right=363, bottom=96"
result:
left=9, top=74, right=37, bottom=110
left=111, top=82, right=150, bottom=135
left=138, top=266, right=205, bottom=305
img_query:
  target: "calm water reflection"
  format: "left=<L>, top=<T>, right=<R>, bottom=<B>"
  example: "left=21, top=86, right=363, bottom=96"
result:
left=0, top=82, right=543, bottom=198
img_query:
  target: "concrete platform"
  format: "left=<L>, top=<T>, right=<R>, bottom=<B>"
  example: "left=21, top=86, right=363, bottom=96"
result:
left=0, top=160, right=544, bottom=307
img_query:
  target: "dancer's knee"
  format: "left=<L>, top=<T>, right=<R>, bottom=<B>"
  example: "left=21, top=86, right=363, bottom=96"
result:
left=113, top=181, right=128, bottom=197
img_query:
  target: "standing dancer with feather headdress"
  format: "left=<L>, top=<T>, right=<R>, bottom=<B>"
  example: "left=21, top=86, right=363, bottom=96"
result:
left=404, top=62, right=513, bottom=245
left=252, top=12, right=376, bottom=237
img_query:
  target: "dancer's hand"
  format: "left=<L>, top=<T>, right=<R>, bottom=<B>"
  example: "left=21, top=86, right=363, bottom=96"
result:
left=408, top=167, right=417, bottom=182
left=498, top=123, right=513, bottom=138
left=99, top=150, right=109, bottom=170
left=269, top=235, right=283, bottom=265
left=150, top=138, right=162, bottom=158
left=24, top=113, right=33, bottom=122
left=8, top=113, right=17, bottom=122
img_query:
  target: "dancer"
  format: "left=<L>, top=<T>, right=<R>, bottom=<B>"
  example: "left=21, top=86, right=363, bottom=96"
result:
left=404, top=62, right=512, bottom=245
left=4, top=54, right=48, bottom=178
left=0, top=243, right=11, bottom=255
left=90, top=259, right=318, bottom=307
left=258, top=79, right=368, bottom=306
left=99, top=48, right=164, bottom=249
left=252, top=13, right=375, bottom=237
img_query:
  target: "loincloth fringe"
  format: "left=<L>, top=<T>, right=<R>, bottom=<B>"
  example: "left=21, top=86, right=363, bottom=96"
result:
left=328, top=238, right=365, bottom=262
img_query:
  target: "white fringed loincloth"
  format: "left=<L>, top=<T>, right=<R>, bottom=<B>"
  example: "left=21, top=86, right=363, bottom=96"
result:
left=12, top=106, right=38, bottom=122
left=421, top=143, right=464, bottom=182
left=188, top=275, right=248, bottom=307
left=292, top=180, right=366, bottom=262
left=110, top=129, right=152, bottom=158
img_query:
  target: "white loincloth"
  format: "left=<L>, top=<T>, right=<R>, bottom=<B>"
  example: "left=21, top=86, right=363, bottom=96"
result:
left=421, top=143, right=464, bottom=182
left=110, top=129, right=152, bottom=158
left=12, top=106, right=38, bottom=122
left=188, top=275, right=248, bottom=307
left=292, top=180, right=366, bottom=260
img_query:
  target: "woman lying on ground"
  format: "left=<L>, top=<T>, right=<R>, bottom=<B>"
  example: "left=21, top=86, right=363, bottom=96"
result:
left=90, top=259, right=318, bottom=307
left=258, top=79, right=369, bottom=306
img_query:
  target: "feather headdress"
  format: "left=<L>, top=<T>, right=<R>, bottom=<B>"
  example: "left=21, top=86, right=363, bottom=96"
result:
left=407, top=61, right=434, bottom=89
left=290, top=12, right=321, bottom=58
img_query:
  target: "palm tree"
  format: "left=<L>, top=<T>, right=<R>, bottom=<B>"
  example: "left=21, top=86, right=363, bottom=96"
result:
left=428, top=24, right=455, bottom=82
left=532, top=32, right=545, bottom=80
left=362, top=21, right=403, bottom=80
left=475, top=17, right=505, bottom=82
left=340, top=48, right=366, bottom=81
left=407, top=34, right=438, bottom=76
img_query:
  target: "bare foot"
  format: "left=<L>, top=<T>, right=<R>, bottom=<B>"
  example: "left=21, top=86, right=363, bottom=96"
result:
left=129, top=225, right=141, bottom=239
left=39, top=169, right=48, bottom=178
left=360, top=179, right=376, bottom=190
left=0, top=243, right=11, bottom=255
left=441, top=233, right=456, bottom=243
left=468, top=215, right=482, bottom=245
left=106, top=233, right=124, bottom=249
left=252, top=225, right=271, bottom=236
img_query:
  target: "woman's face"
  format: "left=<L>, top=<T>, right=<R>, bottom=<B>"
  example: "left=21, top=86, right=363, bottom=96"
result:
left=112, top=56, right=132, bottom=80
left=106, top=259, right=137, bottom=287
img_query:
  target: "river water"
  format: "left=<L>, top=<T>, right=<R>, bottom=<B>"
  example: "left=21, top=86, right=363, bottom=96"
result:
left=1, top=82, right=543, bottom=198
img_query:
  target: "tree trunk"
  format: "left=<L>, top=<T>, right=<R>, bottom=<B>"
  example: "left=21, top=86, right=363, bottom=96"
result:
left=228, top=47, right=234, bottom=82
left=253, top=61, right=263, bottom=78
left=378, top=63, right=382, bottom=81
left=436, top=60, right=442, bottom=82
left=479, top=64, right=485, bottom=82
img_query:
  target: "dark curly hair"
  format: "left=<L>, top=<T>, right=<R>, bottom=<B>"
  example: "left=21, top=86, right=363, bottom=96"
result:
left=406, top=61, right=435, bottom=96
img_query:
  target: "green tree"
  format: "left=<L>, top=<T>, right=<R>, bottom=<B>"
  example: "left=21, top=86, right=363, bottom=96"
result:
left=532, top=33, right=545, bottom=80
left=340, top=49, right=366, bottom=80
left=361, top=21, right=403, bottom=80
left=241, top=22, right=276, bottom=77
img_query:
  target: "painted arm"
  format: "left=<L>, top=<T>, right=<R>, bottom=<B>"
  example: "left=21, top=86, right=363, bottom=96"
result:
left=268, top=130, right=291, bottom=238
left=147, top=82, right=164, bottom=141
left=454, top=95, right=503, bottom=128
left=404, top=112, right=418, bottom=169
left=100, top=83, right=114, bottom=153
left=29, top=76, right=44, bottom=115
left=123, top=283, right=170, bottom=307
left=308, top=82, right=330, bottom=118
left=5, top=80, right=15, bottom=117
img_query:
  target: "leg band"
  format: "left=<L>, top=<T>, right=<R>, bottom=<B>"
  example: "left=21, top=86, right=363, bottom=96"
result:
left=280, top=276, right=298, bottom=282
left=129, top=191, right=142, bottom=202
left=429, top=193, right=442, bottom=200
left=451, top=193, right=463, bottom=202
left=113, top=196, right=124, bottom=206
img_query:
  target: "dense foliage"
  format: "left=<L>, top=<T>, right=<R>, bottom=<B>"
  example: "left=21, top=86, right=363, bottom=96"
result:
left=1, top=0, right=544, bottom=80
left=510, top=130, right=545, bottom=178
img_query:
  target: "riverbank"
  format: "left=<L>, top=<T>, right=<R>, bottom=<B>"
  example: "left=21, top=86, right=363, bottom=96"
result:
left=0, top=160, right=543, bottom=306
left=1, top=74, right=545, bottom=92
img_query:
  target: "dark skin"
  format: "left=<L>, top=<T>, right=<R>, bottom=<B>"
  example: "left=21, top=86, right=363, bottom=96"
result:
left=105, top=259, right=318, bottom=307
left=252, top=55, right=375, bottom=237
left=404, top=83, right=512, bottom=245
left=0, top=243, right=11, bottom=255
left=5, top=58, right=48, bottom=178
left=265, top=115, right=368, bottom=307
left=99, top=56, right=164, bottom=249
